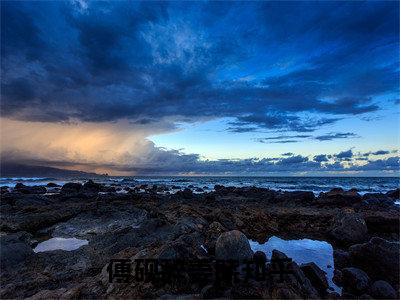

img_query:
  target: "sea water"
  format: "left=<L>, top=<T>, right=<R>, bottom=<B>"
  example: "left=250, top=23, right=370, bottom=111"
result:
left=250, top=236, right=341, bottom=293
left=33, top=237, right=88, bottom=253
left=1, top=176, right=399, bottom=195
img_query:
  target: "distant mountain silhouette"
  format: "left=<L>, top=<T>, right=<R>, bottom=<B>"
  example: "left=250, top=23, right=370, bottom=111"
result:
left=0, top=162, right=101, bottom=178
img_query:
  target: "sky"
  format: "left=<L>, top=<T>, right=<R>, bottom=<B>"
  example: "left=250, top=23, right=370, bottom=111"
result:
left=1, top=0, right=399, bottom=176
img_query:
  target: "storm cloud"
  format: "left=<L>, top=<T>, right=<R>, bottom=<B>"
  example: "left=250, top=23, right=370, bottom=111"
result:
left=1, top=1, right=399, bottom=175
left=1, top=1, right=398, bottom=128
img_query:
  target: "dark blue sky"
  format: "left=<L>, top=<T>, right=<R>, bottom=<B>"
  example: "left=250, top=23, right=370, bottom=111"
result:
left=1, top=1, right=399, bottom=175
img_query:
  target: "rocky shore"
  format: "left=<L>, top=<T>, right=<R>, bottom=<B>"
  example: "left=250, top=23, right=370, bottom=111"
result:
left=1, top=181, right=399, bottom=299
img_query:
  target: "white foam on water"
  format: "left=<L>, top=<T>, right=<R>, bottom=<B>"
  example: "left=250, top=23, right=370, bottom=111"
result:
left=33, top=237, right=88, bottom=253
left=250, top=236, right=341, bottom=294
left=395, top=200, right=400, bottom=206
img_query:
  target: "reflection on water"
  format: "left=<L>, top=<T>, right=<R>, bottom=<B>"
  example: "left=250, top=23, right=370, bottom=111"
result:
left=33, top=237, right=88, bottom=253
left=250, top=236, right=341, bottom=294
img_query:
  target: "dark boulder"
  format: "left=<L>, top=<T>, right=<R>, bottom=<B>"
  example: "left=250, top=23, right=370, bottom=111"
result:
left=176, top=188, right=193, bottom=199
left=14, top=194, right=52, bottom=207
left=82, top=180, right=102, bottom=193
left=14, top=182, right=26, bottom=189
left=333, top=249, right=351, bottom=270
left=341, top=267, right=370, bottom=295
left=204, top=193, right=216, bottom=204
left=300, top=262, right=328, bottom=295
left=386, top=188, right=399, bottom=199
left=356, top=198, right=395, bottom=210
left=157, top=242, right=194, bottom=260
left=60, top=182, right=83, bottom=195
left=270, top=250, right=319, bottom=298
left=172, top=216, right=207, bottom=235
left=204, top=221, right=226, bottom=255
left=214, top=184, right=224, bottom=191
left=369, top=280, right=397, bottom=299
left=349, top=237, right=400, bottom=285
left=253, top=251, right=267, bottom=264
left=317, top=188, right=362, bottom=206
left=230, top=280, right=268, bottom=299
left=0, top=233, right=35, bottom=270
left=201, top=284, right=221, bottom=299
left=332, top=269, right=342, bottom=286
left=362, top=192, right=392, bottom=201
left=330, top=214, right=368, bottom=244
left=46, top=182, right=60, bottom=187
left=215, top=230, right=253, bottom=260
left=14, top=183, right=46, bottom=194
left=290, top=191, right=315, bottom=202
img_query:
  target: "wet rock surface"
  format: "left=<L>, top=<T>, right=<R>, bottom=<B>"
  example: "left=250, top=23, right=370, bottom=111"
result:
left=330, top=214, right=368, bottom=244
left=349, top=237, right=400, bottom=286
left=369, top=280, right=397, bottom=299
left=0, top=184, right=399, bottom=299
left=341, top=267, right=370, bottom=295
left=215, top=230, right=253, bottom=260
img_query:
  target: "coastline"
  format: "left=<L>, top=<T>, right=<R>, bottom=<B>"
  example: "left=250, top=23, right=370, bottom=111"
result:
left=1, top=181, right=399, bottom=299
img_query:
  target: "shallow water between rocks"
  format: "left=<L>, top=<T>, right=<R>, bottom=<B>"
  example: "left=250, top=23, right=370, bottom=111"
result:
left=33, top=237, right=89, bottom=253
left=249, top=236, right=341, bottom=294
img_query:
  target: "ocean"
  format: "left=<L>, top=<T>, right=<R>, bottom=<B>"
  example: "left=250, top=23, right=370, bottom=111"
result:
left=1, top=176, right=399, bottom=195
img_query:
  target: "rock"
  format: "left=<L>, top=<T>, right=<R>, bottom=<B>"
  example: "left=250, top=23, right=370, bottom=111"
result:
left=208, top=221, right=225, bottom=234
left=204, top=194, right=216, bottom=204
left=369, top=280, right=397, bottom=299
left=253, top=251, right=267, bottom=264
left=289, top=191, right=315, bottom=202
left=270, top=286, right=302, bottom=299
left=386, top=188, right=399, bottom=199
left=46, top=182, right=60, bottom=187
left=13, top=183, right=46, bottom=194
left=270, top=250, right=319, bottom=298
left=157, top=242, right=194, bottom=260
left=300, top=262, right=328, bottom=294
left=173, top=216, right=207, bottom=235
left=326, top=291, right=340, bottom=299
left=28, top=186, right=47, bottom=194
left=359, top=294, right=374, bottom=299
left=14, top=182, right=26, bottom=189
left=82, top=180, right=102, bottom=193
left=214, top=185, right=224, bottom=192
left=30, top=286, right=81, bottom=300
left=328, top=188, right=345, bottom=195
left=14, top=194, right=52, bottom=207
left=201, top=284, right=220, bottom=299
left=349, top=237, right=400, bottom=285
left=357, top=198, right=395, bottom=210
left=0, top=234, right=35, bottom=269
left=203, top=221, right=226, bottom=255
left=330, top=214, right=368, bottom=244
left=332, top=269, right=342, bottom=286
left=215, top=230, right=253, bottom=260
left=317, top=188, right=362, bottom=206
left=342, top=267, right=370, bottom=295
left=177, top=188, right=193, bottom=199
left=230, top=280, right=268, bottom=299
left=363, top=193, right=392, bottom=201
left=333, top=249, right=350, bottom=270
left=61, top=182, right=83, bottom=195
